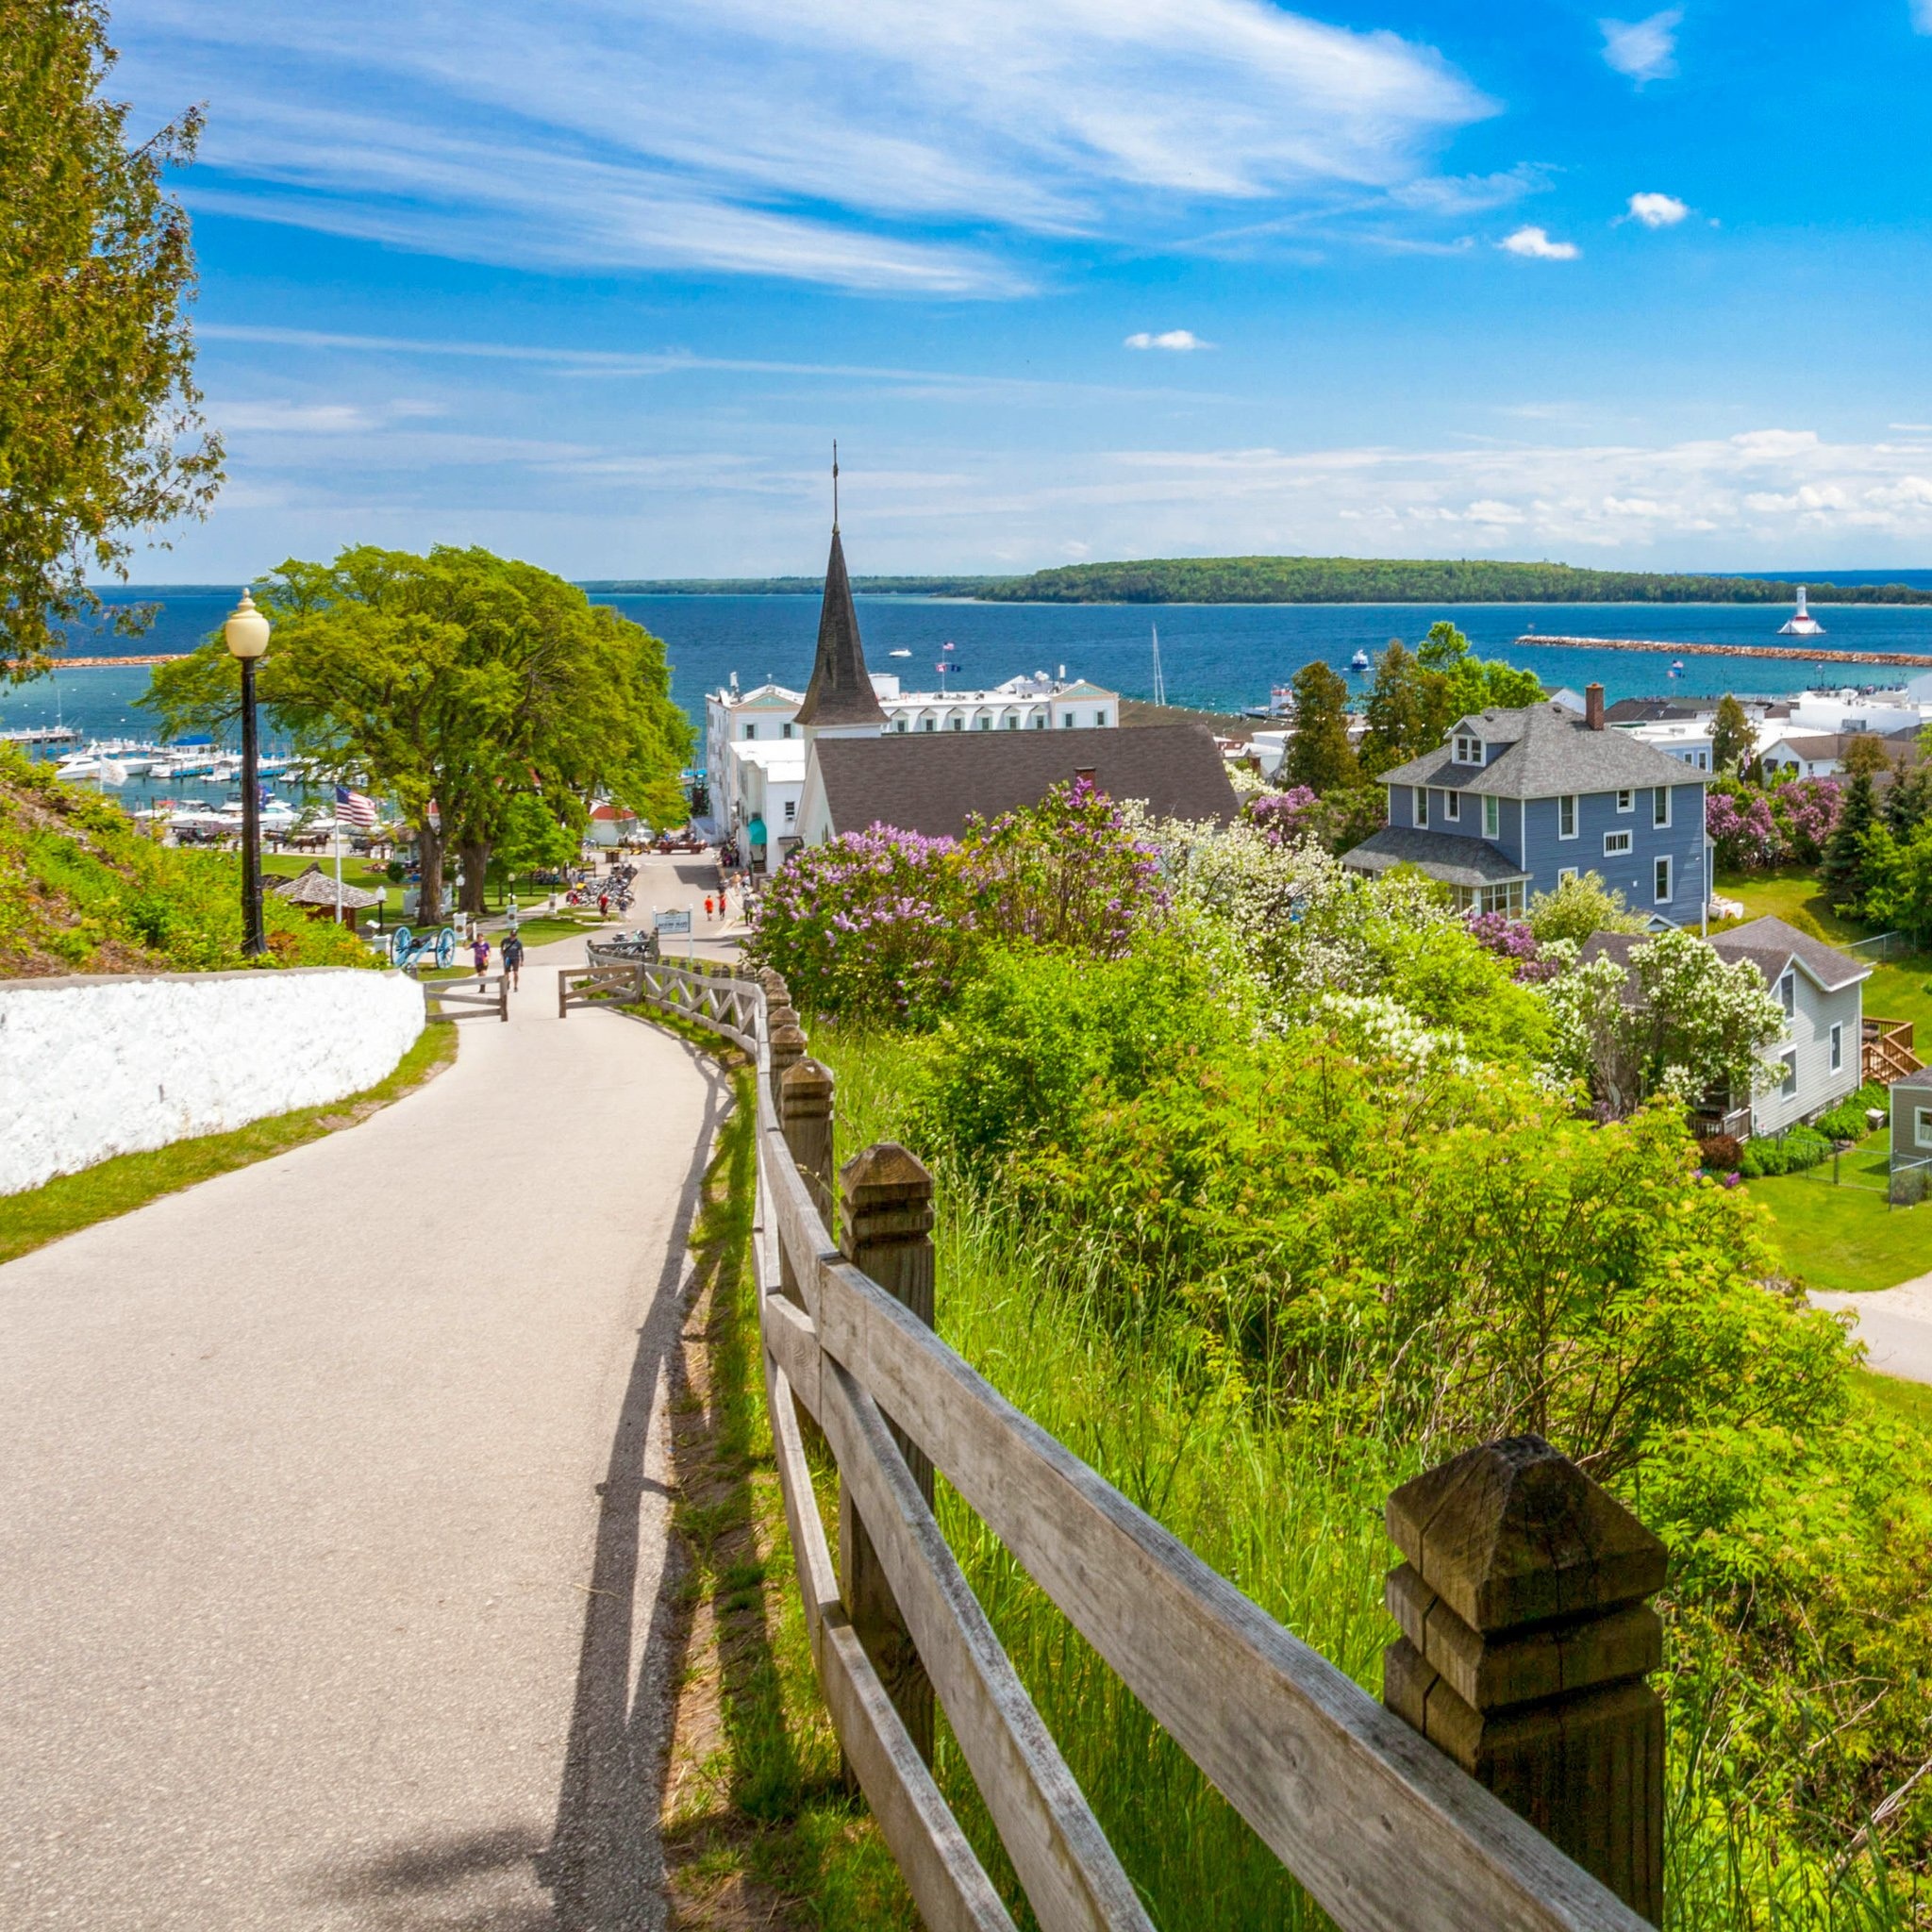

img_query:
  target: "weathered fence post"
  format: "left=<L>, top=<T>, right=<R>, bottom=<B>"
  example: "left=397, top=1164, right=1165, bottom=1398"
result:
left=838, top=1141, right=937, bottom=1768
left=769, top=1022, right=807, bottom=1108
left=780, top=1058, right=836, bottom=1274
left=1382, top=1434, right=1668, bottom=1925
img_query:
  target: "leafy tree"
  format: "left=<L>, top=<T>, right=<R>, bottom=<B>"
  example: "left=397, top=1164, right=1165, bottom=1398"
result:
left=1709, top=694, right=1754, bottom=776
left=1543, top=926, right=1787, bottom=1120
left=1841, top=732, right=1890, bottom=779
left=1, top=2, right=222, bottom=678
left=144, top=546, right=690, bottom=921
left=1819, top=770, right=1877, bottom=910
left=1524, top=870, right=1644, bottom=946
left=1860, top=821, right=1932, bottom=946
left=1282, top=659, right=1358, bottom=793
left=487, top=792, right=580, bottom=901
left=1357, top=641, right=1426, bottom=775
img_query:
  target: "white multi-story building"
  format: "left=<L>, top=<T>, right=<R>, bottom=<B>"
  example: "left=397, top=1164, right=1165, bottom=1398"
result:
left=705, top=666, right=1119, bottom=843
left=1624, top=718, right=1715, bottom=772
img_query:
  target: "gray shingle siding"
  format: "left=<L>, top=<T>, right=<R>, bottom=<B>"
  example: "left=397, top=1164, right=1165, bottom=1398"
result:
left=1753, top=975, right=1862, bottom=1135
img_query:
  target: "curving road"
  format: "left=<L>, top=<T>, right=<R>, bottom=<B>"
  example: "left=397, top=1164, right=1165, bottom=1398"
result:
left=0, top=928, right=725, bottom=1930
left=1813, top=1279, right=1932, bottom=1387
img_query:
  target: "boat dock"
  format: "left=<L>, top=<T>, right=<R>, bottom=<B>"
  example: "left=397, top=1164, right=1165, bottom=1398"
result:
left=1, top=725, right=79, bottom=746
left=1518, top=634, right=1932, bottom=670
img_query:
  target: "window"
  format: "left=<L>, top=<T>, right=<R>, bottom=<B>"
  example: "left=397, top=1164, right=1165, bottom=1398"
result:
left=1061, top=713, right=1074, bottom=728
left=1005, top=715, right=1019, bottom=729
left=1830, top=1022, right=1843, bottom=1073
left=1443, top=789, right=1461, bottom=821
left=1654, top=855, right=1673, bottom=903
left=1696, top=751, right=1709, bottom=771
left=1653, top=787, right=1671, bottom=828
left=1604, top=829, right=1633, bottom=857
left=1557, top=794, right=1577, bottom=840
left=1779, top=1049, right=1798, bottom=1097
left=742, top=723, right=758, bottom=740
left=1557, top=866, right=1578, bottom=887
left=975, top=715, right=991, bottom=730
left=1453, top=733, right=1482, bottom=764
left=783, top=801, right=795, bottom=824
left=1778, top=969, right=1796, bottom=1019
left=950, top=717, right=964, bottom=731
left=1616, top=789, right=1634, bottom=812
left=781, top=722, right=793, bottom=740
left=922, top=717, right=937, bottom=733
left=1482, top=794, right=1500, bottom=838
left=894, top=718, right=908, bottom=733
left=1414, top=786, right=1429, bottom=829
left=1031, top=714, right=1046, bottom=728
left=1918, top=1107, right=1932, bottom=1151
left=1094, top=710, right=1109, bottom=726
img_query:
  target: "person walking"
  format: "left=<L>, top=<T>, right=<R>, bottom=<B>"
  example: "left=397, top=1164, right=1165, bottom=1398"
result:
left=502, top=927, right=525, bottom=991
left=472, top=932, right=491, bottom=990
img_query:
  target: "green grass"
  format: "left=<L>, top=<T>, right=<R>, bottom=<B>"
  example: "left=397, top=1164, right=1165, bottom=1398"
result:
left=1855, top=1367, right=1932, bottom=1438
left=1721, top=867, right=1932, bottom=1041
left=1747, top=1138, right=1932, bottom=1295
left=0, top=1023, right=458, bottom=1267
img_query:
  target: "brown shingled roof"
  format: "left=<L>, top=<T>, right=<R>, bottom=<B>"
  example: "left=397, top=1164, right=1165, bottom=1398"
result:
left=810, top=724, right=1239, bottom=841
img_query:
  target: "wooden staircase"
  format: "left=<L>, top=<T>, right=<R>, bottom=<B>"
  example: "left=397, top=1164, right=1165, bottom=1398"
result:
left=1863, top=1017, right=1923, bottom=1084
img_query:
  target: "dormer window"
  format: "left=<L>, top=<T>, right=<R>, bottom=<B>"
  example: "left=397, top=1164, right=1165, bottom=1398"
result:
left=1453, top=733, right=1483, bottom=765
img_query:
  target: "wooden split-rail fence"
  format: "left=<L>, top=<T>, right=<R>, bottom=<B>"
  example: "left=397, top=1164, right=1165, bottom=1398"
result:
left=626, top=957, right=1671, bottom=1932
left=422, top=973, right=508, bottom=1023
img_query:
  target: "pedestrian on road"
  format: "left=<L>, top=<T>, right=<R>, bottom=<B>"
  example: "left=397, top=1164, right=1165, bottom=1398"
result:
left=502, top=929, right=525, bottom=990
left=472, top=933, right=491, bottom=990
left=598, top=891, right=609, bottom=917
left=705, top=894, right=714, bottom=920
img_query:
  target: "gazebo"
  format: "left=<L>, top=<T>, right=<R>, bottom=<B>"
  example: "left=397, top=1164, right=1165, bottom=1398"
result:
left=271, top=863, right=385, bottom=933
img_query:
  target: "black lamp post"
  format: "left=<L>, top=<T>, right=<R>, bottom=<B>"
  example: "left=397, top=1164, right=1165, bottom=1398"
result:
left=224, top=589, right=271, bottom=957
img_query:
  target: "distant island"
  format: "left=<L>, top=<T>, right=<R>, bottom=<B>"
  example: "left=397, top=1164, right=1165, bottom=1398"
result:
left=971, top=557, right=1932, bottom=606
left=585, top=558, right=1932, bottom=606
left=579, top=575, right=1004, bottom=597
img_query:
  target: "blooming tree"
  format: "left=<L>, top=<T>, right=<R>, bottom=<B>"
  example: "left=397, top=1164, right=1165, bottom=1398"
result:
left=1246, top=785, right=1321, bottom=846
left=1707, top=786, right=1778, bottom=871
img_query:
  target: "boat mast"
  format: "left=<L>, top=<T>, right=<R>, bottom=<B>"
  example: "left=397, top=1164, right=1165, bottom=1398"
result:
left=1150, top=623, right=1166, bottom=707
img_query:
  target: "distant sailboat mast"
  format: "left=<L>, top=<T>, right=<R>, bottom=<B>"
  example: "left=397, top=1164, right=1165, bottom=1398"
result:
left=1150, top=623, right=1166, bottom=707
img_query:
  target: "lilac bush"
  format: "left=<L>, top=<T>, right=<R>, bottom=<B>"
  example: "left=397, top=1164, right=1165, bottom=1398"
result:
left=1707, top=786, right=1779, bottom=871
left=1464, top=909, right=1561, bottom=983
left=1247, top=786, right=1321, bottom=846
left=1772, top=775, right=1841, bottom=864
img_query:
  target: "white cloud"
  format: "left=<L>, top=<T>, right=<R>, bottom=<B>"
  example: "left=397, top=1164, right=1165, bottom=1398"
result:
left=1624, top=192, right=1689, bottom=227
left=117, top=0, right=1496, bottom=291
left=1388, top=164, right=1548, bottom=215
left=1499, top=225, right=1579, bottom=260
left=1600, top=10, right=1682, bottom=83
left=1124, top=329, right=1210, bottom=351
left=1915, top=0, right=1932, bottom=32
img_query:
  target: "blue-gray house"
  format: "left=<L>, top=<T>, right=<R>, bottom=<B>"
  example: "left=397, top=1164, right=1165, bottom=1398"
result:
left=1341, top=684, right=1708, bottom=924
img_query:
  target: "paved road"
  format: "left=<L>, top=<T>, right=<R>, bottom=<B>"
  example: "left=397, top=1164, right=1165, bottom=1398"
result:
left=0, top=930, right=726, bottom=1930
left=1814, top=1279, right=1932, bottom=1386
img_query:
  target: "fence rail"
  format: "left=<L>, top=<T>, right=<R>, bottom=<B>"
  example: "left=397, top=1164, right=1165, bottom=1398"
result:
left=422, top=973, right=508, bottom=1023
left=626, top=958, right=1657, bottom=1932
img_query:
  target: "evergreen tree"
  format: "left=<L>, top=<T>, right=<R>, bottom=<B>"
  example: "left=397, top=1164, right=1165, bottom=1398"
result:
left=1820, top=770, right=1877, bottom=911
left=1710, top=695, right=1754, bottom=776
left=1842, top=733, right=1890, bottom=779
left=1283, top=659, right=1359, bottom=795
left=1886, top=759, right=1932, bottom=837
left=1358, top=641, right=1425, bottom=776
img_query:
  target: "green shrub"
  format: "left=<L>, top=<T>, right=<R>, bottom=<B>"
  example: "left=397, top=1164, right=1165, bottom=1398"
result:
left=1740, top=1124, right=1833, bottom=1177
left=1697, top=1133, right=1741, bottom=1172
left=1813, top=1081, right=1888, bottom=1142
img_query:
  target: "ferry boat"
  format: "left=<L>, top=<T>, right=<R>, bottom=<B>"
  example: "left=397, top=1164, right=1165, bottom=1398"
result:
left=1349, top=649, right=1371, bottom=671
left=1243, top=683, right=1296, bottom=720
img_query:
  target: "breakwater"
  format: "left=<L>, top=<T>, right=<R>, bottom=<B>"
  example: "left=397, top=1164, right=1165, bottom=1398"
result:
left=1519, top=634, right=1932, bottom=670
left=4, top=654, right=192, bottom=671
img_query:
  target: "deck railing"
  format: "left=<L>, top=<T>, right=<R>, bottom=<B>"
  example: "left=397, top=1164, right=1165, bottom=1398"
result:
left=630, top=958, right=1662, bottom=1932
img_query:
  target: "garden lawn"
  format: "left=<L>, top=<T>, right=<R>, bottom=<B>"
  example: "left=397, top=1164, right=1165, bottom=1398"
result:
left=0, top=1024, right=457, bottom=1267
left=1746, top=1128, right=1932, bottom=1294
left=1721, top=866, right=1932, bottom=1041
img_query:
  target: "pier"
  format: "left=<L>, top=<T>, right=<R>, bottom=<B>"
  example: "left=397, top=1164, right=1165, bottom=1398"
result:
left=0, top=725, right=78, bottom=746
left=2, top=653, right=192, bottom=671
left=1518, top=632, right=1932, bottom=670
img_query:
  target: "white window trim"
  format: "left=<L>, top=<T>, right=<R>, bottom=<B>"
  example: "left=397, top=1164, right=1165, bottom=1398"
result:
left=1604, top=829, right=1633, bottom=857
left=1918, top=1106, right=1932, bottom=1151
left=1654, top=855, right=1673, bottom=904
left=1779, top=969, right=1796, bottom=1019
left=1829, top=1022, right=1843, bottom=1073
left=1557, top=793, right=1578, bottom=840
left=1779, top=1048, right=1799, bottom=1098
left=1653, top=786, right=1671, bottom=829
left=1414, top=786, right=1429, bottom=829
left=1482, top=793, right=1500, bottom=838
left=1557, top=865, right=1578, bottom=886
left=1616, top=788, right=1634, bottom=812
left=1443, top=789, right=1461, bottom=821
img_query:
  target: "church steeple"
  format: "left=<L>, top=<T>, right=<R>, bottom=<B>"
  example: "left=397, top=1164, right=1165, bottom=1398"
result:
left=794, top=453, right=886, bottom=732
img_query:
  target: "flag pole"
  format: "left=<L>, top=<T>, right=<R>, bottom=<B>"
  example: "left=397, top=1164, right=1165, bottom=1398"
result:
left=334, top=787, right=344, bottom=925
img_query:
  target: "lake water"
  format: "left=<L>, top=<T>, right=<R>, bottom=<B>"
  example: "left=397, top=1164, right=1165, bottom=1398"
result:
left=9, top=583, right=1932, bottom=796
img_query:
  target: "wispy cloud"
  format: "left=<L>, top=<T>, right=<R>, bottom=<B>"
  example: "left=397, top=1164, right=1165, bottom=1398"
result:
left=1500, top=225, right=1580, bottom=260
left=1600, top=10, right=1683, bottom=84
left=118, top=0, right=1497, bottom=291
left=1624, top=192, right=1690, bottom=227
left=1914, top=0, right=1932, bottom=32
left=1124, top=329, right=1210, bottom=351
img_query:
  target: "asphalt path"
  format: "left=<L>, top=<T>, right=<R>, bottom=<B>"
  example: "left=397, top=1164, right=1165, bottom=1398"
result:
left=0, top=925, right=727, bottom=1930
left=1813, top=1279, right=1932, bottom=1386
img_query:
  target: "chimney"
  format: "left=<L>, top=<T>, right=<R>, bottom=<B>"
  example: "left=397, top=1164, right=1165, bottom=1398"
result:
left=1585, top=682, right=1605, bottom=731
left=1074, top=766, right=1096, bottom=782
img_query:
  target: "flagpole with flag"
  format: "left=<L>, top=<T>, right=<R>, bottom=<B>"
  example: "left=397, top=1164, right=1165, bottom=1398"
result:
left=335, top=784, right=378, bottom=928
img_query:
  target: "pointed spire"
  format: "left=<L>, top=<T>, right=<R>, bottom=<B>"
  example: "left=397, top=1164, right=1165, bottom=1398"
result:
left=795, top=511, right=886, bottom=730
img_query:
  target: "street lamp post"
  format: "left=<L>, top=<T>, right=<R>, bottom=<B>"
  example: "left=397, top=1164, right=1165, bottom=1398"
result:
left=224, top=589, right=272, bottom=957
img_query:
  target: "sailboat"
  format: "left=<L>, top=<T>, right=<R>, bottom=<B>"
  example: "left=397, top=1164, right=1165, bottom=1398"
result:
left=1150, top=624, right=1167, bottom=707
left=888, top=648, right=911, bottom=658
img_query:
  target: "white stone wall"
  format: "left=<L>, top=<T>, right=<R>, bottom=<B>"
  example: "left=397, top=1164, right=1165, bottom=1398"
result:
left=0, top=967, right=425, bottom=1196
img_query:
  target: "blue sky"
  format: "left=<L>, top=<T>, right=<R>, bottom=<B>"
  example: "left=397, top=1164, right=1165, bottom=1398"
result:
left=113, top=0, right=1932, bottom=580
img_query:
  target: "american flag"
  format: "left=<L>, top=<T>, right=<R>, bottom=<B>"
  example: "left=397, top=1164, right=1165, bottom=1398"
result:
left=335, top=784, right=377, bottom=828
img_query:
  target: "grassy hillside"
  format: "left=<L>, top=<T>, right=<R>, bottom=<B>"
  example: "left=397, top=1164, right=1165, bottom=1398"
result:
left=977, top=556, right=1932, bottom=606
left=0, top=745, right=370, bottom=976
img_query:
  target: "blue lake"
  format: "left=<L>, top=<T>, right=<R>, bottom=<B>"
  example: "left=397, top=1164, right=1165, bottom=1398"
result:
left=9, top=586, right=1932, bottom=784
